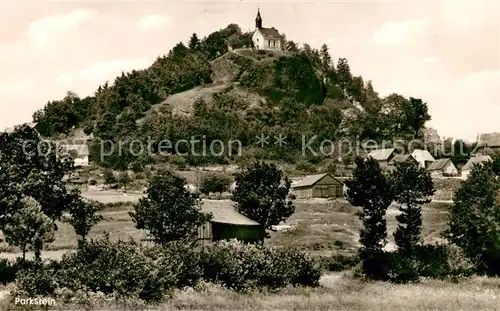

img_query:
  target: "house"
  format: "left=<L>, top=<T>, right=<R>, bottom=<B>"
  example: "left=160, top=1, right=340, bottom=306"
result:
left=366, top=148, right=396, bottom=170
left=461, top=154, right=493, bottom=179
left=477, top=132, right=500, bottom=155
left=411, top=149, right=435, bottom=169
left=252, top=8, right=283, bottom=50
left=141, top=199, right=265, bottom=245
left=387, top=154, right=419, bottom=172
left=427, top=158, right=458, bottom=177
left=60, top=144, right=90, bottom=167
left=292, top=173, right=344, bottom=199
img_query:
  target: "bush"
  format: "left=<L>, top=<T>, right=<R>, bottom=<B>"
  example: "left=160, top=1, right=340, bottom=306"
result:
left=318, top=254, right=359, bottom=272
left=168, top=155, right=187, bottom=170
left=0, top=258, right=17, bottom=285
left=198, top=173, right=231, bottom=195
left=200, top=240, right=321, bottom=291
left=88, top=179, right=98, bottom=186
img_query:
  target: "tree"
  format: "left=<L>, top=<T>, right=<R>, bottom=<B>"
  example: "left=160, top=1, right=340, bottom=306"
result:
left=65, top=197, right=103, bottom=244
left=319, top=44, right=332, bottom=71
left=407, top=97, right=431, bottom=138
left=130, top=169, right=211, bottom=243
left=345, top=157, right=393, bottom=279
left=390, top=161, right=435, bottom=257
left=118, top=171, right=131, bottom=193
left=199, top=173, right=231, bottom=196
left=0, top=124, right=77, bottom=229
left=445, top=163, right=500, bottom=275
left=492, top=156, right=500, bottom=177
left=232, top=161, right=294, bottom=239
left=103, top=168, right=117, bottom=186
left=188, top=33, right=201, bottom=50
left=3, top=197, right=55, bottom=262
left=337, top=58, right=352, bottom=92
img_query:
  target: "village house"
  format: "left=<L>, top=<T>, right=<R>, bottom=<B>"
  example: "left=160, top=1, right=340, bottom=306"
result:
left=387, top=154, right=419, bottom=172
left=60, top=143, right=90, bottom=167
left=252, top=8, right=283, bottom=50
left=292, top=173, right=344, bottom=199
left=427, top=158, right=458, bottom=178
left=141, top=200, right=265, bottom=245
left=460, top=154, right=493, bottom=179
left=366, top=148, right=396, bottom=170
left=411, top=149, right=436, bottom=169
left=477, top=132, right=500, bottom=155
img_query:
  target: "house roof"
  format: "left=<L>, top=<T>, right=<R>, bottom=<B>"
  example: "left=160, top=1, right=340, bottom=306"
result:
left=367, top=148, right=396, bottom=161
left=60, top=144, right=90, bottom=157
left=427, top=158, right=452, bottom=171
left=257, top=27, right=282, bottom=39
left=462, top=154, right=493, bottom=171
left=477, top=132, right=500, bottom=148
left=411, top=149, right=435, bottom=162
left=292, top=173, right=342, bottom=188
left=201, top=200, right=260, bottom=226
left=388, top=154, right=415, bottom=165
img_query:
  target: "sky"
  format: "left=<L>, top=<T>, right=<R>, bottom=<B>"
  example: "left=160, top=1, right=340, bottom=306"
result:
left=0, top=0, right=499, bottom=141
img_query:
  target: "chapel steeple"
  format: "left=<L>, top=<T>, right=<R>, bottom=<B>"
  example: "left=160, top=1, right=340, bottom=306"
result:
left=255, top=8, right=262, bottom=29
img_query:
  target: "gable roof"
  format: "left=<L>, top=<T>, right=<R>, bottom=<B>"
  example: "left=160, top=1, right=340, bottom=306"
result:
left=257, top=27, right=282, bottom=39
left=201, top=200, right=260, bottom=226
left=60, top=144, right=90, bottom=157
left=477, top=132, right=500, bottom=148
left=367, top=148, right=396, bottom=161
left=427, top=158, right=453, bottom=171
left=462, top=154, right=493, bottom=171
left=292, top=173, right=342, bottom=188
left=388, top=154, right=415, bottom=165
left=411, top=149, right=435, bottom=162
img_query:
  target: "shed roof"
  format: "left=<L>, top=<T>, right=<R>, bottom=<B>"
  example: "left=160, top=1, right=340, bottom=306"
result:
left=411, top=149, right=435, bottom=162
left=427, top=158, right=452, bottom=171
left=367, top=148, right=396, bottom=161
left=462, top=154, right=493, bottom=171
left=388, top=154, right=415, bottom=165
left=201, top=200, right=260, bottom=226
left=292, top=173, right=342, bottom=188
left=477, top=132, right=500, bottom=148
left=257, top=27, right=282, bottom=39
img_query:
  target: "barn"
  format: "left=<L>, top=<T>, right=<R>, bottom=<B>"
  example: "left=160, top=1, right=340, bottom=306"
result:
left=387, top=154, right=419, bottom=172
left=141, top=199, right=265, bottom=246
left=461, top=154, right=493, bottom=179
left=427, top=158, right=458, bottom=177
left=367, top=148, right=396, bottom=170
left=198, top=200, right=265, bottom=244
left=292, top=173, right=344, bottom=199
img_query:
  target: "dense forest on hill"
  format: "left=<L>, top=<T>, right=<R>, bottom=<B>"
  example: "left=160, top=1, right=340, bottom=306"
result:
left=32, top=23, right=434, bottom=170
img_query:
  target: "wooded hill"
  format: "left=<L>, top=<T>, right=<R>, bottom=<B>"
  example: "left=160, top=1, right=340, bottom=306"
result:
left=32, top=23, right=434, bottom=170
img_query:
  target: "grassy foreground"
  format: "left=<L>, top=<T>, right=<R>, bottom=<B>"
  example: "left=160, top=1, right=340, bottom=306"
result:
left=2, top=273, right=499, bottom=310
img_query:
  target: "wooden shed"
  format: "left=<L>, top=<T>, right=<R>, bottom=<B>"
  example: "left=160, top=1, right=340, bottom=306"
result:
left=292, top=173, right=344, bottom=199
left=387, top=154, right=419, bottom=172
left=198, top=200, right=265, bottom=244
left=367, top=148, right=396, bottom=170
left=427, top=158, right=458, bottom=177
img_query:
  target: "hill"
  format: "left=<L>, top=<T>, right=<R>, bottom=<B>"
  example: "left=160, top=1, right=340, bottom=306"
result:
left=31, top=23, right=435, bottom=170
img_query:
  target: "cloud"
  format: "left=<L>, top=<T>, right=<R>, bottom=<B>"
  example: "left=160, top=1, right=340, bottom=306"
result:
left=373, top=18, right=432, bottom=47
left=26, top=9, right=98, bottom=53
left=422, top=57, right=439, bottom=63
left=56, top=57, right=152, bottom=95
left=136, top=14, right=170, bottom=32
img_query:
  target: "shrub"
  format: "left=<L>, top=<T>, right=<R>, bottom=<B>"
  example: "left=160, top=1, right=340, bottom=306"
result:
left=198, top=173, right=231, bottom=195
left=14, top=260, right=60, bottom=296
left=88, top=179, right=98, bottom=186
left=168, top=155, right=187, bottom=170
left=0, top=258, right=17, bottom=285
left=200, top=240, right=321, bottom=291
left=318, top=254, right=359, bottom=272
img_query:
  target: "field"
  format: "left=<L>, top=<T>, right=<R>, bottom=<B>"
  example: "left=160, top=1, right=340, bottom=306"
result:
left=0, top=192, right=449, bottom=258
left=2, top=274, right=499, bottom=310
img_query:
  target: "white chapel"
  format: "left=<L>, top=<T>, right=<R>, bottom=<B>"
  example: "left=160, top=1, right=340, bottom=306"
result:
left=251, top=9, right=283, bottom=50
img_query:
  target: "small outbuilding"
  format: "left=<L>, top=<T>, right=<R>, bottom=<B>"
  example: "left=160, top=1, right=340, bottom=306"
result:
left=292, top=173, right=344, bottom=199
left=367, top=148, right=396, bottom=170
left=427, top=158, right=458, bottom=177
left=198, top=200, right=265, bottom=244
left=461, top=154, right=493, bottom=179
left=411, top=149, right=436, bottom=169
left=387, top=154, right=419, bottom=172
